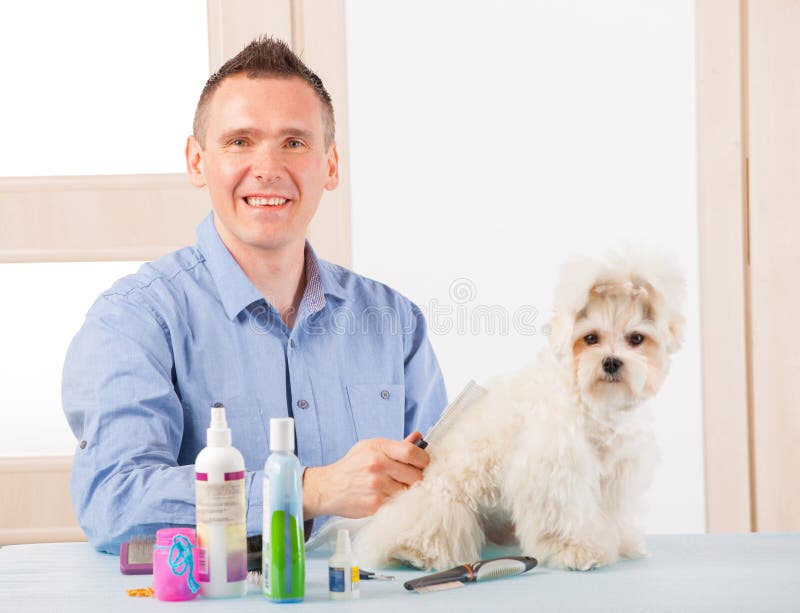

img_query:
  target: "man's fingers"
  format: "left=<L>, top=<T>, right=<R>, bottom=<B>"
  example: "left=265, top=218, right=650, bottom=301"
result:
left=386, top=458, right=424, bottom=487
left=404, top=431, right=423, bottom=444
left=381, top=438, right=430, bottom=469
left=385, top=476, right=411, bottom=498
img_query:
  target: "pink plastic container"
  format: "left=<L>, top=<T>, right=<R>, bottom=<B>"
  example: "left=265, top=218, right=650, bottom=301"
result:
left=153, top=528, right=200, bottom=601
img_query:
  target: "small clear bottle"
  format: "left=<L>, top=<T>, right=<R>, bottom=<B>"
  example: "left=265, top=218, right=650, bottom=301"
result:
left=328, top=529, right=360, bottom=600
left=262, top=417, right=305, bottom=602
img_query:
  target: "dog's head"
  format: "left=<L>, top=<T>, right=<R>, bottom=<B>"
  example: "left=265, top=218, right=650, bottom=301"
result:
left=548, top=250, right=685, bottom=411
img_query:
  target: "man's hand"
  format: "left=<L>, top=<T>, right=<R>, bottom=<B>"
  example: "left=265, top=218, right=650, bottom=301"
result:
left=302, top=432, right=429, bottom=519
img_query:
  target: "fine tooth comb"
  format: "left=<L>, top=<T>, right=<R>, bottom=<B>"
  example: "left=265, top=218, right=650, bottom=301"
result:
left=415, top=380, right=488, bottom=449
left=404, top=556, right=537, bottom=593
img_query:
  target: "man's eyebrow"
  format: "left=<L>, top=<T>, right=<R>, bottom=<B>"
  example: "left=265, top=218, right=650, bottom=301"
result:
left=217, top=127, right=316, bottom=142
left=279, top=127, right=315, bottom=140
left=218, top=127, right=262, bottom=142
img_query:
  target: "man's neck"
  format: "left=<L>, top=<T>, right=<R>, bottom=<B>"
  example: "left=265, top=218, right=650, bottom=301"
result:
left=218, top=229, right=307, bottom=328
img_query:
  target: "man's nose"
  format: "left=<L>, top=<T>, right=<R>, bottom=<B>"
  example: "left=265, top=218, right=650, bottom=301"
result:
left=252, top=146, right=284, bottom=182
left=602, top=356, right=623, bottom=374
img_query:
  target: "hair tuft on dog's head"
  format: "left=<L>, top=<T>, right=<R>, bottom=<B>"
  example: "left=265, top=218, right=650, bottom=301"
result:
left=606, top=247, right=686, bottom=353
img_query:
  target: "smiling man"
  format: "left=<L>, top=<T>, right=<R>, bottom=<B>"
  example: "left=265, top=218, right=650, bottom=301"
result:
left=62, top=37, right=447, bottom=553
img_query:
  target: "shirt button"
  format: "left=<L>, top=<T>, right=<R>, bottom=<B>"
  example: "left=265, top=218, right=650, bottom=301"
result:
left=79, top=440, right=87, bottom=449
left=380, top=390, right=390, bottom=400
left=297, top=399, right=309, bottom=410
left=290, top=339, right=296, bottom=348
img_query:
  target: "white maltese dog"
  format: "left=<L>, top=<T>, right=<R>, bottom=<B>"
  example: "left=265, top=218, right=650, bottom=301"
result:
left=355, top=252, right=685, bottom=571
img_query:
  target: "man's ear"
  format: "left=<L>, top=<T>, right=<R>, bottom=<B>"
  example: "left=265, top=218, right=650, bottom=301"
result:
left=324, top=143, right=339, bottom=191
left=185, top=135, right=207, bottom=188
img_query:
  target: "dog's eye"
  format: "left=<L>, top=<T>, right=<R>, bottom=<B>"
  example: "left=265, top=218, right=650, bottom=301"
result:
left=583, top=333, right=599, bottom=345
left=628, top=333, right=645, bottom=346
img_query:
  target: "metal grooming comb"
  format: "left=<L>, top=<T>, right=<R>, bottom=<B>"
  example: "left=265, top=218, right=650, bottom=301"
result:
left=415, top=380, right=488, bottom=449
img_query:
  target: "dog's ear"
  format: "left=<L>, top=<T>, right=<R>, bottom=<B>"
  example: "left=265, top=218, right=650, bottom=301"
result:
left=665, top=312, right=685, bottom=354
left=638, top=257, right=685, bottom=355
left=550, top=257, right=604, bottom=362
left=548, top=312, right=574, bottom=361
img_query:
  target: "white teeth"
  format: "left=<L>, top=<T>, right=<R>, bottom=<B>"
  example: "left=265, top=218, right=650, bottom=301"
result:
left=245, top=196, right=287, bottom=206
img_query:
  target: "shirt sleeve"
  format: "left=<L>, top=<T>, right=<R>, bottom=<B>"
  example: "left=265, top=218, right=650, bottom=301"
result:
left=62, top=291, right=262, bottom=553
left=402, top=303, right=448, bottom=437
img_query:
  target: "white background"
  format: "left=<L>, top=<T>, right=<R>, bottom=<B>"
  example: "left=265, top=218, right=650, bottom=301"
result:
left=345, top=0, right=704, bottom=533
left=0, top=0, right=207, bottom=176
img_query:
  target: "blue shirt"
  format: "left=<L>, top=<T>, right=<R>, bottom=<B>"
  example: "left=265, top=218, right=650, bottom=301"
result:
left=62, top=213, right=447, bottom=553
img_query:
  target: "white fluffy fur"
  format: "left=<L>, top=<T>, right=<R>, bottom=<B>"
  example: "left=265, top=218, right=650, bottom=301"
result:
left=354, top=252, right=685, bottom=571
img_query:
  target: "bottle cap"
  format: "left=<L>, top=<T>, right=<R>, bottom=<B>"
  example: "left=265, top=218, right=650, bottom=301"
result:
left=335, top=529, right=353, bottom=557
left=207, top=402, right=231, bottom=447
left=269, top=417, right=295, bottom=452
left=155, top=527, right=197, bottom=547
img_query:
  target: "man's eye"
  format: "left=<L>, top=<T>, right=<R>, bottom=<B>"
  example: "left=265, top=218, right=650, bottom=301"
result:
left=230, top=138, right=248, bottom=147
left=628, top=333, right=645, bottom=346
left=583, top=333, right=599, bottom=345
left=286, top=139, right=305, bottom=148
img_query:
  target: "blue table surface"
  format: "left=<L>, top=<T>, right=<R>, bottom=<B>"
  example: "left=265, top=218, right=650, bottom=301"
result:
left=1, top=533, right=798, bottom=612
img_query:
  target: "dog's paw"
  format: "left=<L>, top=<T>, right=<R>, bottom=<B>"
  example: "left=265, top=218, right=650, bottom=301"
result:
left=551, top=543, right=612, bottom=571
left=391, top=543, right=450, bottom=571
left=619, top=532, right=648, bottom=559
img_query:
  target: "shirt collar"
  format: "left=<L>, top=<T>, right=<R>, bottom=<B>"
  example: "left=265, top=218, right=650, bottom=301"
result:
left=304, top=241, right=350, bottom=305
left=196, top=214, right=264, bottom=320
left=196, top=213, right=350, bottom=321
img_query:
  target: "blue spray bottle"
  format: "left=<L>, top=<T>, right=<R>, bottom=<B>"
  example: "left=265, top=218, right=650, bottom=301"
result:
left=262, top=417, right=305, bottom=602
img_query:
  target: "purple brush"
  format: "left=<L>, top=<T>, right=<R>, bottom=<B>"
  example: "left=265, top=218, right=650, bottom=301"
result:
left=120, top=536, right=155, bottom=575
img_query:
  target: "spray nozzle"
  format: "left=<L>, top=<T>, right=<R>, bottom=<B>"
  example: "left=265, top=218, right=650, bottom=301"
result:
left=210, top=402, right=228, bottom=429
left=335, top=529, right=353, bottom=557
left=207, top=403, right=232, bottom=447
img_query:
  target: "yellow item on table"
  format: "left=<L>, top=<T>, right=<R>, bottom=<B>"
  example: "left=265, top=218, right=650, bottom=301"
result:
left=126, top=586, right=154, bottom=597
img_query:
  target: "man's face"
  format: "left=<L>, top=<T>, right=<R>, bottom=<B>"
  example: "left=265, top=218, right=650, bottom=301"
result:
left=186, top=74, right=338, bottom=255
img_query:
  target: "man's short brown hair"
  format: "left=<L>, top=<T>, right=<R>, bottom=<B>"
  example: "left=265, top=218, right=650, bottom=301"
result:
left=193, top=36, right=335, bottom=149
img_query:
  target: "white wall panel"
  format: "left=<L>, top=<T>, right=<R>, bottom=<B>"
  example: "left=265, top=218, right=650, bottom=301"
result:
left=345, top=0, right=703, bottom=533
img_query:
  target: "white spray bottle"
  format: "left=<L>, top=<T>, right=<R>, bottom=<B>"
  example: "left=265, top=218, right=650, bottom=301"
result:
left=195, top=402, right=247, bottom=598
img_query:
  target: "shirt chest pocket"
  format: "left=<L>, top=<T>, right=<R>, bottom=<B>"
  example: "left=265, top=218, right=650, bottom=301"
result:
left=346, top=383, right=405, bottom=441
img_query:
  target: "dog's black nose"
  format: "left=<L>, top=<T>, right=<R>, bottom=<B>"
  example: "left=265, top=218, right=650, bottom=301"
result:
left=602, top=357, right=623, bottom=374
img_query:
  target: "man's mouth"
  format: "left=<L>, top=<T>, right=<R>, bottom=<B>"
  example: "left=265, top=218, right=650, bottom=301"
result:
left=243, top=196, right=290, bottom=207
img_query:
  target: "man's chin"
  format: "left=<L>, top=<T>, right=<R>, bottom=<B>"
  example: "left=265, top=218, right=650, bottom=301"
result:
left=241, top=233, right=297, bottom=253
left=215, top=207, right=316, bottom=262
